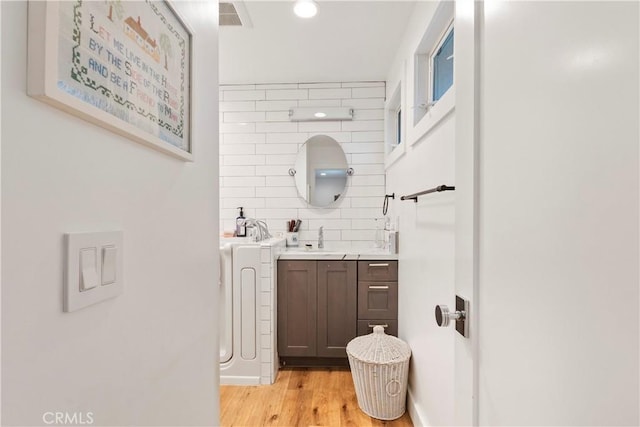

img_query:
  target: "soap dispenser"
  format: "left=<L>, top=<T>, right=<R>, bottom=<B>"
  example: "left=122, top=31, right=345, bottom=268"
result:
left=236, top=207, right=246, bottom=237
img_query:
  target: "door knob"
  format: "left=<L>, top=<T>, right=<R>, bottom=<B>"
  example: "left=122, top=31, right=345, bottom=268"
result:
left=435, top=305, right=464, bottom=327
left=435, top=296, right=470, bottom=337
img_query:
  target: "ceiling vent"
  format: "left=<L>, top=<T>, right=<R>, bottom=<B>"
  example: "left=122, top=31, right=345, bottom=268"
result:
left=220, top=2, right=252, bottom=28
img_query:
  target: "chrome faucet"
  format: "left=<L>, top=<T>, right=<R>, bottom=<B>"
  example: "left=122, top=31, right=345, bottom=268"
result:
left=318, top=226, right=324, bottom=249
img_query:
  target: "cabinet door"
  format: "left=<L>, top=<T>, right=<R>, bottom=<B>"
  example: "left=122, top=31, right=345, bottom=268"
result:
left=277, top=260, right=317, bottom=357
left=317, top=261, right=357, bottom=358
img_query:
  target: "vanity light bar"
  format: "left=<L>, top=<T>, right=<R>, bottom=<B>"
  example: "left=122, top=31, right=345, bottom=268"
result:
left=288, top=107, right=354, bottom=122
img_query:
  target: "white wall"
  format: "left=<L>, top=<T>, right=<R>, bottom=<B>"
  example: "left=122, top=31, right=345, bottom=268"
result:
left=478, top=1, right=639, bottom=425
left=219, top=82, right=386, bottom=249
left=1, top=2, right=220, bottom=426
left=384, top=2, right=456, bottom=426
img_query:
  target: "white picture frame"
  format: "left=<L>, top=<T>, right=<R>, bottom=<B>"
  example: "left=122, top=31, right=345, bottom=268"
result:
left=28, top=0, right=193, bottom=161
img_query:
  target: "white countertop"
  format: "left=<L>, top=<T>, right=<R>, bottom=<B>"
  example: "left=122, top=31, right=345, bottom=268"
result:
left=278, top=247, right=398, bottom=260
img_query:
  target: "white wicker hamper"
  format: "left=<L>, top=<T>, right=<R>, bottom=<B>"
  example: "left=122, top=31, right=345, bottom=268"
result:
left=346, top=325, right=411, bottom=421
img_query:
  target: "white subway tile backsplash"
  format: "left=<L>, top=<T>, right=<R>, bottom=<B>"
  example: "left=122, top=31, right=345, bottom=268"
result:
left=265, top=111, right=291, bottom=122
left=264, top=154, right=297, bottom=165
left=354, top=109, right=385, bottom=120
left=351, top=175, right=385, bottom=186
left=307, top=131, right=352, bottom=143
left=342, top=229, right=377, bottom=240
left=220, top=101, right=256, bottom=112
left=221, top=84, right=256, bottom=91
left=298, top=99, right=342, bottom=107
left=342, top=120, right=385, bottom=132
left=299, top=82, right=342, bottom=89
left=222, top=197, right=265, bottom=209
left=345, top=98, right=385, bottom=109
left=266, top=133, right=308, bottom=144
left=309, top=88, right=352, bottom=99
left=220, top=144, right=256, bottom=155
left=266, top=89, right=308, bottom=100
left=347, top=186, right=386, bottom=198
left=264, top=198, right=307, bottom=208
left=348, top=164, right=384, bottom=175
left=220, top=82, right=386, bottom=248
left=256, top=122, right=299, bottom=133
left=352, top=86, right=386, bottom=99
left=340, top=207, right=382, bottom=219
left=256, top=100, right=296, bottom=111
left=256, top=144, right=299, bottom=155
left=220, top=122, right=256, bottom=133
left=256, top=186, right=299, bottom=198
left=223, top=155, right=266, bottom=166
left=300, top=209, right=343, bottom=219
left=299, top=229, right=341, bottom=241
left=308, top=219, right=352, bottom=230
left=343, top=143, right=385, bottom=154
left=351, top=131, right=385, bottom=142
left=255, top=83, right=299, bottom=90
left=265, top=176, right=295, bottom=186
left=352, top=153, right=384, bottom=164
left=350, top=198, right=383, bottom=208
left=351, top=218, right=381, bottom=229
left=255, top=208, right=300, bottom=219
left=220, top=187, right=256, bottom=198
left=223, top=176, right=266, bottom=187
left=223, top=111, right=266, bottom=123
left=224, top=90, right=266, bottom=101
left=255, top=165, right=288, bottom=176
left=223, top=133, right=266, bottom=144
left=220, top=165, right=256, bottom=177
left=298, top=121, right=342, bottom=132
left=341, top=81, right=385, bottom=88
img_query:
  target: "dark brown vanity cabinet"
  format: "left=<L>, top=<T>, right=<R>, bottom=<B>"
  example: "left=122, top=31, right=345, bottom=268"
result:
left=278, top=258, right=397, bottom=364
left=356, top=260, right=399, bottom=337
left=277, top=260, right=356, bottom=359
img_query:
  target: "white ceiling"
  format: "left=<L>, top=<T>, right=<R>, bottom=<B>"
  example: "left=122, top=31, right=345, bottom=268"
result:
left=219, top=1, right=417, bottom=85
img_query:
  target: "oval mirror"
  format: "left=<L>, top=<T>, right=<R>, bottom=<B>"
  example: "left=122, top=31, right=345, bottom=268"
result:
left=293, top=135, right=349, bottom=207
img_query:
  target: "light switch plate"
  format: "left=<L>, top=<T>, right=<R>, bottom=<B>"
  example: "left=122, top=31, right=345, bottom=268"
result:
left=64, top=231, right=123, bottom=312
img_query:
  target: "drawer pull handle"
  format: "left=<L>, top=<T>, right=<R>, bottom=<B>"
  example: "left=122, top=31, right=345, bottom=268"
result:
left=369, top=285, right=389, bottom=290
left=368, top=324, right=389, bottom=328
left=368, top=263, right=389, bottom=267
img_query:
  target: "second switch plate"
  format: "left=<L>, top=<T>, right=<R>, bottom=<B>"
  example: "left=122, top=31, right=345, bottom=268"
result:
left=64, top=231, right=123, bottom=312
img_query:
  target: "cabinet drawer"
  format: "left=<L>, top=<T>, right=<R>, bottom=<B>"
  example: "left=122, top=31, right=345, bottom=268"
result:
left=357, top=320, right=398, bottom=337
left=357, top=281, right=398, bottom=320
left=358, top=261, right=398, bottom=281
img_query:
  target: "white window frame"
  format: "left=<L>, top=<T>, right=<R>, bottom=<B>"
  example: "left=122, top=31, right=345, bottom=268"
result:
left=384, top=76, right=406, bottom=169
left=410, top=1, right=455, bottom=146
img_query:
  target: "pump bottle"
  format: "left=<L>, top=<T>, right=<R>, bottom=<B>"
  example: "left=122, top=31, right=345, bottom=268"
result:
left=236, top=207, right=246, bottom=237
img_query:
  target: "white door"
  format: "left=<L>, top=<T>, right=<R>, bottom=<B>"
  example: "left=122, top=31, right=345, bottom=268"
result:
left=470, top=1, right=638, bottom=425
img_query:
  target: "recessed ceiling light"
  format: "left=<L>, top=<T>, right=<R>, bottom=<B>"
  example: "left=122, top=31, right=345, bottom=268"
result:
left=320, top=172, right=327, bottom=176
left=294, top=0, right=318, bottom=18
left=314, top=112, right=327, bottom=118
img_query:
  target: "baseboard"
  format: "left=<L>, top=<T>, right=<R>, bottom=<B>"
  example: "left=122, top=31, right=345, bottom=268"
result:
left=407, top=388, right=428, bottom=427
left=219, top=375, right=260, bottom=385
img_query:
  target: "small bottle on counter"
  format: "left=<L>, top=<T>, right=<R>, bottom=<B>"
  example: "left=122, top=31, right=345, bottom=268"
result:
left=236, top=207, right=246, bottom=237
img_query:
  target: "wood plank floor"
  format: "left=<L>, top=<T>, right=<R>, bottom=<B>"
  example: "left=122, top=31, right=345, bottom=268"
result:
left=220, top=368, right=413, bottom=427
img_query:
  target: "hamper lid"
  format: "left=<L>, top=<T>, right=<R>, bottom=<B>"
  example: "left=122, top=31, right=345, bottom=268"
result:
left=346, top=326, right=411, bottom=363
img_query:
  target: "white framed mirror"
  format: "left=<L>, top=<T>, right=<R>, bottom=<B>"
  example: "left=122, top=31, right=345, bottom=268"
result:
left=292, top=135, right=350, bottom=207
